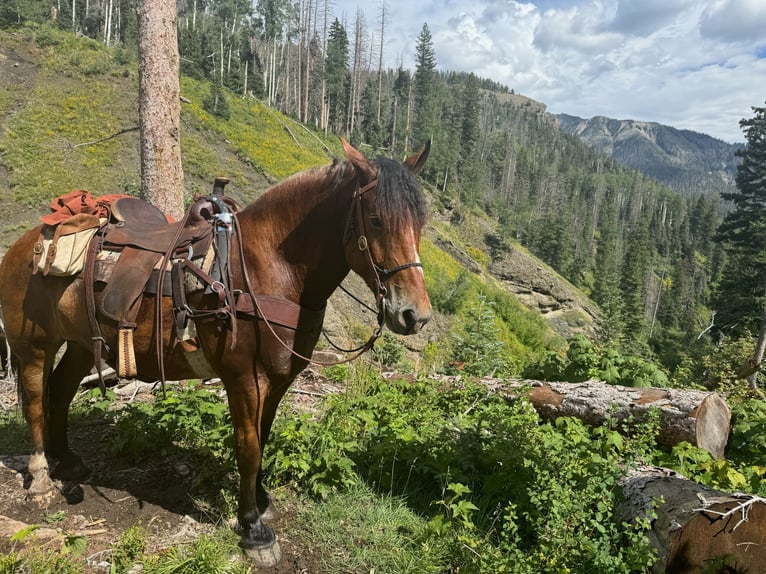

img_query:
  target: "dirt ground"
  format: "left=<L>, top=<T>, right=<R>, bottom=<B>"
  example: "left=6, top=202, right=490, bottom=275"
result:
left=0, top=371, right=338, bottom=573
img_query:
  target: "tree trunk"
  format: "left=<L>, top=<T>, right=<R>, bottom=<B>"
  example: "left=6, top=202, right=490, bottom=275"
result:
left=618, top=466, right=766, bottom=573
left=136, top=0, right=184, bottom=220
left=500, top=380, right=731, bottom=457
left=747, top=277, right=766, bottom=389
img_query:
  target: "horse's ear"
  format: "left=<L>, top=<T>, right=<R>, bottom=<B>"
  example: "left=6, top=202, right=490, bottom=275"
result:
left=340, top=137, right=375, bottom=179
left=403, top=139, right=430, bottom=176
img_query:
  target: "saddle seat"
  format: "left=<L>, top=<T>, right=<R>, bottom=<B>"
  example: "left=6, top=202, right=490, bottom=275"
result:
left=94, top=197, right=216, bottom=327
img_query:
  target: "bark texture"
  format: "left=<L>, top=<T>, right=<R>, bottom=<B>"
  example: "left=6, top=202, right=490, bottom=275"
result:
left=619, top=466, right=766, bottom=574
left=504, top=380, right=731, bottom=457
left=137, top=0, right=184, bottom=220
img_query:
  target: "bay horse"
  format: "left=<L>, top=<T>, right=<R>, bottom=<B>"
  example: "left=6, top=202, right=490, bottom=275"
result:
left=0, top=138, right=431, bottom=565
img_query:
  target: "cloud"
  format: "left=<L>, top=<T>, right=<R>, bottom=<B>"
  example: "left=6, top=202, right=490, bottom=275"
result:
left=699, top=0, right=766, bottom=43
left=609, top=0, right=695, bottom=36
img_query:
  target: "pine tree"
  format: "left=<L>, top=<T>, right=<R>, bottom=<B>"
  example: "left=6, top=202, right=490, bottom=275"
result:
left=714, top=101, right=766, bottom=388
left=412, top=23, right=436, bottom=148
left=325, top=17, right=349, bottom=134
left=620, top=219, right=651, bottom=342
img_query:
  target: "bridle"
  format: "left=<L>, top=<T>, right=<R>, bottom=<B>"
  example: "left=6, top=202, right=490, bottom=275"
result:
left=242, top=175, right=424, bottom=365
left=346, top=178, right=424, bottom=335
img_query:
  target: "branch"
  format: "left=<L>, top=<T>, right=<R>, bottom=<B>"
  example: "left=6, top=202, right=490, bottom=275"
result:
left=72, top=126, right=140, bottom=148
left=694, top=495, right=766, bottom=532
left=697, top=311, right=716, bottom=340
left=264, top=107, right=300, bottom=146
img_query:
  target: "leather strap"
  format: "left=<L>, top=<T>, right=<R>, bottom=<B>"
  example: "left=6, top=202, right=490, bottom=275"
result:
left=84, top=231, right=107, bottom=396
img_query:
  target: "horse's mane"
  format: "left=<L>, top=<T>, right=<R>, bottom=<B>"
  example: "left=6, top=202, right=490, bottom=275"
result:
left=373, top=157, right=428, bottom=235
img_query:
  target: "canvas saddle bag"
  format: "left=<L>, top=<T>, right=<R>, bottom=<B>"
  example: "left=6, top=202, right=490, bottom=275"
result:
left=32, top=213, right=105, bottom=276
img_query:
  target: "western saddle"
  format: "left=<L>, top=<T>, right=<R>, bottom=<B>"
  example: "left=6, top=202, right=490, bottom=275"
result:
left=85, top=178, right=238, bottom=385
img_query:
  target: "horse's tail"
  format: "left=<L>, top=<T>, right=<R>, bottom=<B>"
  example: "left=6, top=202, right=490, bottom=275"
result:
left=0, top=309, right=19, bottom=392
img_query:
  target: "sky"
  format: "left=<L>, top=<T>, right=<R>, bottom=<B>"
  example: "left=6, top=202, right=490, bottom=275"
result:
left=328, top=0, right=766, bottom=143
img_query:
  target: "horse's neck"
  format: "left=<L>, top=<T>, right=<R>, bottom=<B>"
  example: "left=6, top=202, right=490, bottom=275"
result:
left=238, top=172, right=354, bottom=309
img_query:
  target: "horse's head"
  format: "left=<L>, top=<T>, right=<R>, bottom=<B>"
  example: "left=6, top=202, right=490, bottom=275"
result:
left=342, top=138, right=432, bottom=335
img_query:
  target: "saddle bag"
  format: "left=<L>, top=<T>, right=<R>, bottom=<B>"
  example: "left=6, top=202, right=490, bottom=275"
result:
left=33, top=213, right=105, bottom=276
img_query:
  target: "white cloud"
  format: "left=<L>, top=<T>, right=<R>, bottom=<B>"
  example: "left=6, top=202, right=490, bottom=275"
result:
left=699, top=0, right=766, bottom=43
left=329, top=0, right=766, bottom=142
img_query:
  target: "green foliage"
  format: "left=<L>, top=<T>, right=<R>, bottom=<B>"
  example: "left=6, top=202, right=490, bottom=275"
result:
left=143, top=532, right=249, bottom=574
left=266, top=370, right=658, bottom=572
left=419, top=237, right=560, bottom=371
left=714, top=102, right=766, bottom=337
left=653, top=442, right=759, bottom=494
left=370, top=332, right=407, bottom=369
left=670, top=332, right=766, bottom=394
left=110, top=525, right=147, bottom=574
left=202, top=84, right=231, bottom=120
left=180, top=76, right=332, bottom=182
left=525, top=334, right=669, bottom=387
left=0, top=553, right=20, bottom=574
left=450, top=295, right=515, bottom=377
left=727, top=398, right=766, bottom=469
left=110, top=387, right=236, bottom=488
left=291, top=482, right=449, bottom=573
left=266, top=408, right=359, bottom=499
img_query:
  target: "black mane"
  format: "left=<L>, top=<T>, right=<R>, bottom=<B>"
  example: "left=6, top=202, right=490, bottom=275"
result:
left=373, top=157, right=428, bottom=234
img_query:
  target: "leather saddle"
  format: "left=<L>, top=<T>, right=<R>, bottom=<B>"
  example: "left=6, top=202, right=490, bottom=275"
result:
left=96, top=197, right=215, bottom=324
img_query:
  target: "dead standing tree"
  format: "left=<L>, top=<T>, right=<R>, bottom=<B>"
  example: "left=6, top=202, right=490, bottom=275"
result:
left=136, top=0, right=184, bottom=221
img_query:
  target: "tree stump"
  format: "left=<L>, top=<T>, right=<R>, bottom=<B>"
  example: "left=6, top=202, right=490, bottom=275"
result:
left=504, top=380, right=731, bottom=457
left=619, top=466, right=766, bottom=573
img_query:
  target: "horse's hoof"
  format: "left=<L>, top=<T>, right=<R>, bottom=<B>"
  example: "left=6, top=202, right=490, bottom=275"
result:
left=242, top=539, right=282, bottom=567
left=28, top=473, right=54, bottom=495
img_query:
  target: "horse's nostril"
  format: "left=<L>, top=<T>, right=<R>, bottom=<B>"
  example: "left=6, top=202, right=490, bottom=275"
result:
left=402, top=308, right=417, bottom=330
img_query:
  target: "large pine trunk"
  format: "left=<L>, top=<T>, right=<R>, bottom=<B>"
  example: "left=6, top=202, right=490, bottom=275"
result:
left=137, top=0, right=184, bottom=220
left=500, top=380, right=731, bottom=457
left=619, top=466, right=766, bottom=573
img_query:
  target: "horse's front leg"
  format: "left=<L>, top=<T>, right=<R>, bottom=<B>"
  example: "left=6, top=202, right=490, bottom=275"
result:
left=45, top=343, right=95, bottom=481
left=223, top=372, right=282, bottom=567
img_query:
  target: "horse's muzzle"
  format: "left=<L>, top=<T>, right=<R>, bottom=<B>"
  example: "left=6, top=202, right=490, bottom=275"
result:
left=386, top=303, right=432, bottom=335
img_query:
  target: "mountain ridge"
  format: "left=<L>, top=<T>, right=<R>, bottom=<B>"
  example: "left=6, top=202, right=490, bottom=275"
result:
left=556, top=112, right=742, bottom=197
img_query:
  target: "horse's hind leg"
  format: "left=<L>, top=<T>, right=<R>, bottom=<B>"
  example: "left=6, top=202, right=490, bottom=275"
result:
left=18, top=346, right=57, bottom=494
left=45, top=343, right=94, bottom=481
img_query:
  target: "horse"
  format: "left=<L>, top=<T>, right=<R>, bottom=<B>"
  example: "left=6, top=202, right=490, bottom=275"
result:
left=0, top=138, right=432, bottom=566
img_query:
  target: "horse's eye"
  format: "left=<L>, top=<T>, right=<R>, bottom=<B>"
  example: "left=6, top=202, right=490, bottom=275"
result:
left=369, top=215, right=383, bottom=229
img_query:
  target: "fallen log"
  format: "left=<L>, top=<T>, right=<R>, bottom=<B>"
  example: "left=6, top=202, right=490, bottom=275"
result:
left=619, top=466, right=766, bottom=573
left=503, top=380, right=731, bottom=457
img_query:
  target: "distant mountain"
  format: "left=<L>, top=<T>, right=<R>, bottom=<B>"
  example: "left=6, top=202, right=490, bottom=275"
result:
left=556, top=114, right=742, bottom=197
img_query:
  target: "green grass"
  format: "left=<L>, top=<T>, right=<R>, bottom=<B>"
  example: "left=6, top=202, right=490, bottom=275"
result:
left=289, top=482, right=449, bottom=573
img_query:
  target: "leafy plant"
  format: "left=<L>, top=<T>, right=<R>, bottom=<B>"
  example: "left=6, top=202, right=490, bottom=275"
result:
left=110, top=525, right=147, bottom=573
left=449, top=294, right=515, bottom=377
left=110, top=386, right=236, bottom=491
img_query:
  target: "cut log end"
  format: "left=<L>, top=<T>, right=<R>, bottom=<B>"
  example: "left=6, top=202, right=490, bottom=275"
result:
left=694, top=393, right=731, bottom=458
left=619, top=468, right=766, bottom=574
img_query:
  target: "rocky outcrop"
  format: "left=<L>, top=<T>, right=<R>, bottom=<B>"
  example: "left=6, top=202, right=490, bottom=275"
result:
left=489, top=246, right=600, bottom=339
